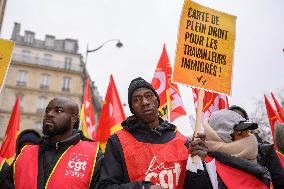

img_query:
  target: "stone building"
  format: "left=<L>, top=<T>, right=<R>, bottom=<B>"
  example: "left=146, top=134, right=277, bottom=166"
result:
left=0, top=0, right=7, bottom=35
left=0, top=22, right=102, bottom=139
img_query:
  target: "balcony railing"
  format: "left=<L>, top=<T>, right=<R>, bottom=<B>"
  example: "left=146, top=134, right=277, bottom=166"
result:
left=12, top=54, right=83, bottom=72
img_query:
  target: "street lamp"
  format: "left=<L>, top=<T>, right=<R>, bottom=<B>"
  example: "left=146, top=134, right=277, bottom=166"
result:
left=85, top=39, right=123, bottom=65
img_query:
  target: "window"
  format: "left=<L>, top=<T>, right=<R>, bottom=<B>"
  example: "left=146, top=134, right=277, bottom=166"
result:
left=64, top=41, right=75, bottom=52
left=43, top=54, right=52, bottom=66
left=45, top=36, right=54, bottom=48
left=40, top=74, right=49, bottom=89
left=17, top=70, right=28, bottom=86
left=64, top=57, right=72, bottom=70
left=62, top=77, right=71, bottom=92
left=37, top=96, right=48, bottom=112
left=0, top=115, right=3, bottom=127
left=24, top=32, right=34, bottom=44
left=22, top=50, right=31, bottom=62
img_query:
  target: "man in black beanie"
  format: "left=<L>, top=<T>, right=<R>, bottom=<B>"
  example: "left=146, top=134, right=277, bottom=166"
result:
left=99, top=77, right=209, bottom=189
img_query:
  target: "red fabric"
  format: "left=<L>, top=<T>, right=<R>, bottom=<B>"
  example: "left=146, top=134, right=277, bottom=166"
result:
left=96, top=75, right=125, bottom=142
left=151, top=45, right=187, bottom=122
left=276, top=150, right=284, bottom=168
left=14, top=145, right=38, bottom=189
left=264, top=95, right=281, bottom=149
left=14, top=141, right=99, bottom=189
left=0, top=96, right=20, bottom=159
left=81, top=78, right=97, bottom=139
left=271, top=93, right=284, bottom=123
left=116, top=129, right=188, bottom=189
left=192, top=88, right=229, bottom=119
left=205, top=156, right=268, bottom=189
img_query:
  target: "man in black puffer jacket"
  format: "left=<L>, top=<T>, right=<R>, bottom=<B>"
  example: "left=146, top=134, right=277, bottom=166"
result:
left=99, top=77, right=209, bottom=189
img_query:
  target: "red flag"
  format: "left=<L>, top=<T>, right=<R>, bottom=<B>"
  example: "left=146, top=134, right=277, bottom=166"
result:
left=96, top=75, right=126, bottom=152
left=151, top=45, right=187, bottom=122
left=80, top=78, right=97, bottom=140
left=264, top=95, right=284, bottom=167
left=271, top=92, right=284, bottom=122
left=0, top=96, right=20, bottom=164
left=264, top=95, right=281, bottom=149
left=192, top=88, right=229, bottom=118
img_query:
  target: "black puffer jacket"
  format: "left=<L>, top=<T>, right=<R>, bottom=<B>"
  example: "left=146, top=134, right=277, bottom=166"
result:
left=258, top=144, right=284, bottom=189
left=98, top=116, right=212, bottom=189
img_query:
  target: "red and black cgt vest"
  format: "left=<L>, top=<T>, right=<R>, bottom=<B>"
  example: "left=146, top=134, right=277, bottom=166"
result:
left=205, top=156, right=269, bottom=189
left=116, top=129, right=188, bottom=189
left=14, top=140, right=99, bottom=189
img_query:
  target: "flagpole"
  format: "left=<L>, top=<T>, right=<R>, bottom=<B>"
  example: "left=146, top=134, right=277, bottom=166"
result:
left=166, top=90, right=171, bottom=122
left=192, top=89, right=205, bottom=164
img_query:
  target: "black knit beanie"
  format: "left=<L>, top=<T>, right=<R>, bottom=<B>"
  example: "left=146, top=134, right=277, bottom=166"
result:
left=128, top=77, right=160, bottom=113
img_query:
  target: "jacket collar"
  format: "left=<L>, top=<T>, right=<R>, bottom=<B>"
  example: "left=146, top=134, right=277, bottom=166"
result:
left=121, top=115, right=176, bottom=136
left=41, top=130, right=80, bottom=150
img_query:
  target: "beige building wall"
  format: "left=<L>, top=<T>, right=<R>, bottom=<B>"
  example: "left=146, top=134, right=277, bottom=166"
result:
left=0, top=23, right=97, bottom=142
left=0, top=0, right=7, bottom=35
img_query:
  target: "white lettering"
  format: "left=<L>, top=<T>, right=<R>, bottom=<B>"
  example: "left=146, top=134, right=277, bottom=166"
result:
left=145, top=172, right=158, bottom=181
left=68, top=161, right=75, bottom=168
left=145, top=156, right=182, bottom=189
left=173, top=163, right=181, bottom=186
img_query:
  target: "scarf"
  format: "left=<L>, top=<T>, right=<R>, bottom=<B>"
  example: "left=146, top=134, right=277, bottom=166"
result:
left=203, top=120, right=258, bottom=162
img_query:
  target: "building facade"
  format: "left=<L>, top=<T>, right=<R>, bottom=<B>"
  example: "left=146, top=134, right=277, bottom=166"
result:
left=0, top=0, right=6, bottom=35
left=0, top=22, right=102, bottom=139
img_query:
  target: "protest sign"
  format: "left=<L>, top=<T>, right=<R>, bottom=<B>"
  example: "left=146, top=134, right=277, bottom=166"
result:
left=173, top=1, right=236, bottom=95
left=0, top=39, right=14, bottom=93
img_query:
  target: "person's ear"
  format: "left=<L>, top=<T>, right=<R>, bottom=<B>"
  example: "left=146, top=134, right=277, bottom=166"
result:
left=71, top=114, right=77, bottom=128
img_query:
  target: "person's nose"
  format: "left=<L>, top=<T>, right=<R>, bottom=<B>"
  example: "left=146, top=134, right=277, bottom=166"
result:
left=141, top=96, right=150, bottom=106
left=45, top=109, right=55, bottom=118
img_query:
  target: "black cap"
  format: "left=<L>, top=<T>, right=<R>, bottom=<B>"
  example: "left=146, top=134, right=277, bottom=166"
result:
left=229, top=105, right=249, bottom=120
left=128, top=77, right=160, bottom=113
left=234, top=120, right=258, bottom=131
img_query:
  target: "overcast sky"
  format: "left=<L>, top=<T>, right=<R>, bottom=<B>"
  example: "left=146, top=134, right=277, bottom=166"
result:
left=2, top=0, right=284, bottom=118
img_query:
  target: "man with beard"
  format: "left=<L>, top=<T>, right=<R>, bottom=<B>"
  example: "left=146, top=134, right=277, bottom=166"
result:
left=6, top=97, right=102, bottom=189
left=99, top=77, right=209, bottom=189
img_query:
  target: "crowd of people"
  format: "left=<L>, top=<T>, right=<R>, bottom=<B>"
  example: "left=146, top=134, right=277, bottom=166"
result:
left=0, top=77, right=283, bottom=189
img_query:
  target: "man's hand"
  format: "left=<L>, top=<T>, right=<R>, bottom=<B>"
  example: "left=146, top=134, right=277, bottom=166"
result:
left=189, top=133, right=208, bottom=160
left=149, top=185, right=164, bottom=189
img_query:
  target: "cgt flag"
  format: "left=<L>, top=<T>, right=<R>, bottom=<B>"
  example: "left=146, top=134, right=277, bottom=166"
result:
left=192, top=88, right=229, bottom=119
left=80, top=78, right=97, bottom=140
left=96, top=75, right=126, bottom=152
left=0, top=96, right=20, bottom=165
left=151, top=45, right=186, bottom=122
